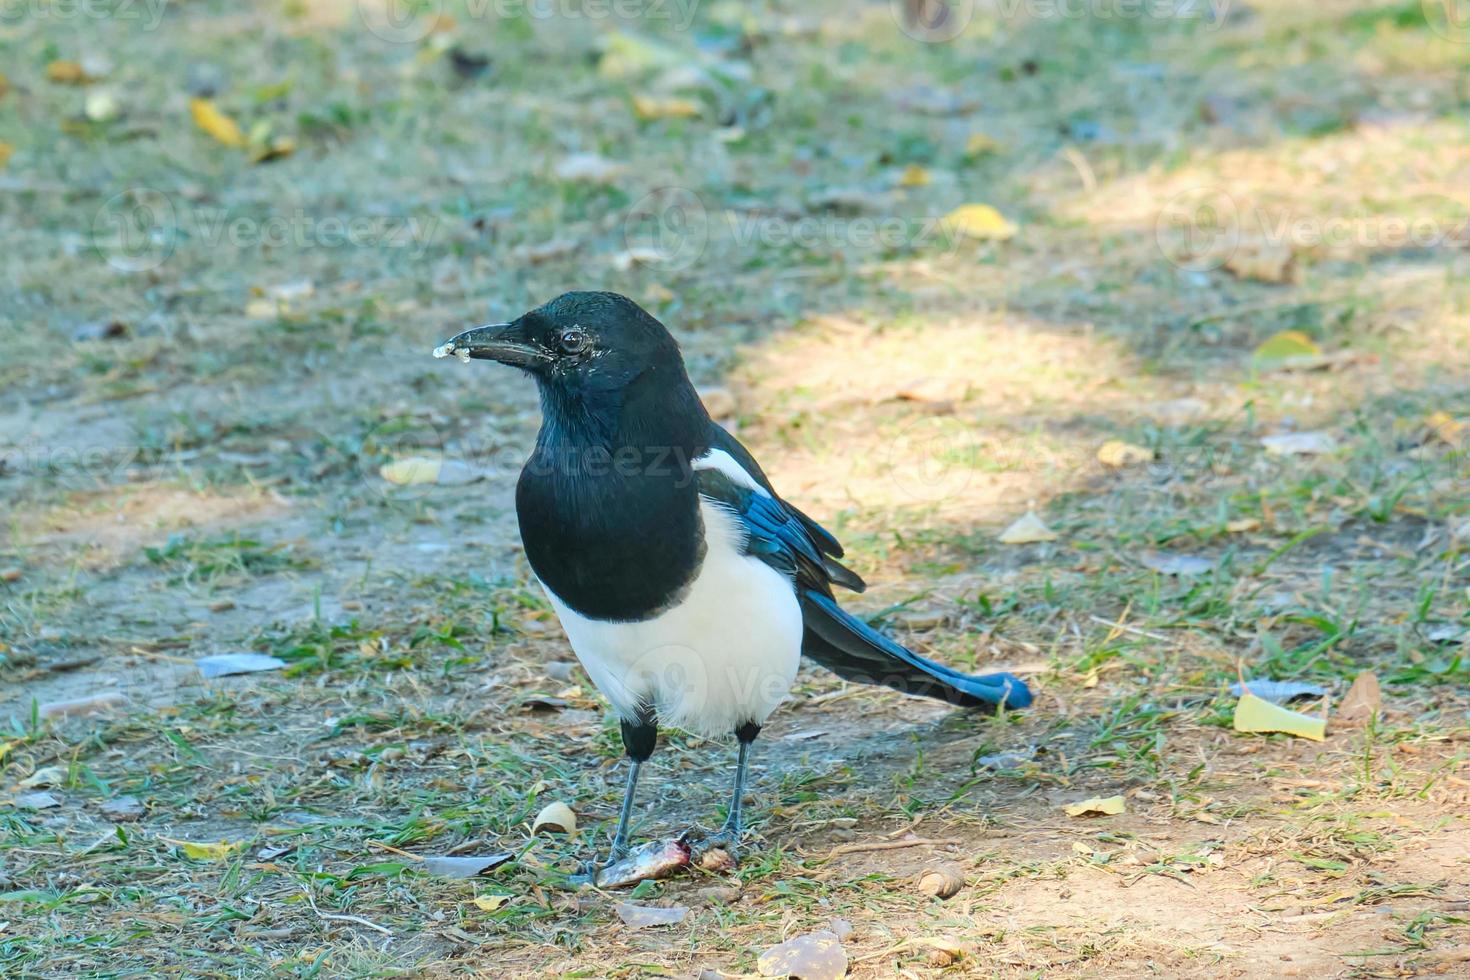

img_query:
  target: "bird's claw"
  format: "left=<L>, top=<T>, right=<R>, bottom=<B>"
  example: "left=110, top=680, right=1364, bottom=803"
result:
left=684, top=827, right=741, bottom=869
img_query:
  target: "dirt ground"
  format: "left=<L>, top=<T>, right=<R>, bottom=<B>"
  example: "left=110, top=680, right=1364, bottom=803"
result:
left=2, top=1, right=1469, bottom=977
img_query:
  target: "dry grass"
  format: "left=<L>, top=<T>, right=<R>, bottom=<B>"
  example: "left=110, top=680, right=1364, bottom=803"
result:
left=2, top=1, right=1468, bottom=977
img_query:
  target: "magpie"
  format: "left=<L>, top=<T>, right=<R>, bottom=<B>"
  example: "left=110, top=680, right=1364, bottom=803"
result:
left=435, top=291, right=1031, bottom=871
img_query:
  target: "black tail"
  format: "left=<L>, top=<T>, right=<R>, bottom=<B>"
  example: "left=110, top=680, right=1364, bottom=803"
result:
left=799, top=591, right=1032, bottom=711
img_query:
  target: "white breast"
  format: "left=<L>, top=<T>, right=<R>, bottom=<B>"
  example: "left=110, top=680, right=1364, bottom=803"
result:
left=540, top=486, right=804, bottom=738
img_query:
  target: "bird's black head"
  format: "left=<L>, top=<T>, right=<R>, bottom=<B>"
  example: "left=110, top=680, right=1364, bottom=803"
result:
left=437, top=291, right=683, bottom=393
left=436, top=291, right=706, bottom=447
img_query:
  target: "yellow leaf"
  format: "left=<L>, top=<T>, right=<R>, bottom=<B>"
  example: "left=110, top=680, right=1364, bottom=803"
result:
left=1097, top=440, right=1153, bottom=468
left=964, top=132, right=1002, bottom=156
left=251, top=136, right=296, bottom=164
left=0, top=739, right=16, bottom=763
left=1233, top=692, right=1325, bottom=741
left=1252, top=329, right=1320, bottom=363
left=1225, top=517, right=1260, bottom=534
left=190, top=98, right=246, bottom=148
left=0, top=72, right=10, bottom=98
left=1063, top=795, right=1126, bottom=817
left=1426, top=411, right=1467, bottom=448
left=631, top=94, right=701, bottom=120
left=472, top=894, right=510, bottom=912
left=380, top=457, right=443, bottom=486
left=0, top=142, right=12, bottom=169
left=998, top=511, right=1058, bottom=544
left=164, top=838, right=242, bottom=861
left=942, top=203, right=1017, bottom=241
left=46, top=60, right=90, bottom=85
left=898, top=164, right=931, bottom=188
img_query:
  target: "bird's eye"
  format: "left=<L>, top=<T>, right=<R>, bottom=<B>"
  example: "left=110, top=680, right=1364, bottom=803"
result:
left=558, top=328, right=589, bottom=354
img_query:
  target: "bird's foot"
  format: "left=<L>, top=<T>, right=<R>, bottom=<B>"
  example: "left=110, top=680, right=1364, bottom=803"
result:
left=683, top=826, right=741, bottom=871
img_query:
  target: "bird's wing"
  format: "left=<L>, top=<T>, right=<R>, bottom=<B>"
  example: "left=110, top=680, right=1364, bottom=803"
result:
left=702, top=427, right=864, bottom=592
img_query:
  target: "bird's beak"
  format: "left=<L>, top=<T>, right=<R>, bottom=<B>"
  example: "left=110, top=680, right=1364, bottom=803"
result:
left=433, top=320, right=550, bottom=369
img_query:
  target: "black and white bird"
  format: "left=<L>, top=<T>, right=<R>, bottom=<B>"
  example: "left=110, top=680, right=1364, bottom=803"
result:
left=435, top=291, right=1031, bottom=871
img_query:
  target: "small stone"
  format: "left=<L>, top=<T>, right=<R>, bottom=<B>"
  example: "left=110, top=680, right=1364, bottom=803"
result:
left=100, top=795, right=145, bottom=821
left=17, top=791, right=61, bottom=811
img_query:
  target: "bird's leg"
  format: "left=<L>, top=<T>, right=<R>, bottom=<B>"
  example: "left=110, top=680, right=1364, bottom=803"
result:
left=690, top=722, right=760, bottom=862
left=577, top=711, right=657, bottom=882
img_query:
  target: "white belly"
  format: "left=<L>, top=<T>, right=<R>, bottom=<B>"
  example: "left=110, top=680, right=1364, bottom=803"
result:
left=540, top=498, right=804, bottom=738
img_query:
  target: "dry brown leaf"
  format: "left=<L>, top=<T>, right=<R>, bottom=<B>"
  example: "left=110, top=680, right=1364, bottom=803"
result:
left=531, top=801, right=576, bottom=835
left=1335, top=670, right=1381, bottom=727
left=897, top=164, right=932, bottom=187
left=0, top=142, right=12, bottom=169
left=46, top=60, right=93, bottom=85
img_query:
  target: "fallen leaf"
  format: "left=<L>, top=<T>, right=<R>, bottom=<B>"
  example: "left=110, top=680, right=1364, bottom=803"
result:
left=757, top=930, right=847, bottom=980
left=614, top=902, right=689, bottom=928
left=196, top=653, right=286, bottom=679
left=531, top=801, right=576, bottom=835
left=897, top=164, right=932, bottom=187
left=998, top=511, right=1059, bottom=544
left=610, top=246, right=665, bottom=271
left=1233, top=692, right=1325, bottom=740
left=896, top=376, right=967, bottom=405
left=250, top=136, right=295, bottom=164
left=1139, top=551, right=1213, bottom=576
left=910, top=934, right=971, bottom=966
left=553, top=152, right=626, bottom=184
left=942, top=203, right=1018, bottom=241
left=165, top=838, right=242, bottom=861
left=1261, top=431, right=1336, bottom=456
left=973, top=747, right=1036, bottom=770
left=597, top=31, right=685, bottom=80
left=1226, top=517, right=1260, bottom=533
left=18, top=766, right=66, bottom=790
left=1097, top=440, right=1154, bottom=467
left=0, top=142, right=11, bottom=169
left=631, top=94, right=701, bottom=120
left=1334, top=671, right=1381, bottom=727
left=1252, top=329, right=1323, bottom=370
left=1425, top=411, right=1467, bottom=448
left=189, top=98, right=246, bottom=147
left=379, top=457, right=485, bottom=487
left=964, top=132, right=1002, bottom=156
left=1229, top=680, right=1326, bottom=704
left=46, top=60, right=93, bottom=85
left=1227, top=243, right=1297, bottom=284
left=16, top=792, right=61, bottom=811
left=38, top=693, right=126, bottom=719
left=421, top=853, right=513, bottom=878
left=471, top=894, right=510, bottom=912
left=1063, top=795, right=1126, bottom=817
